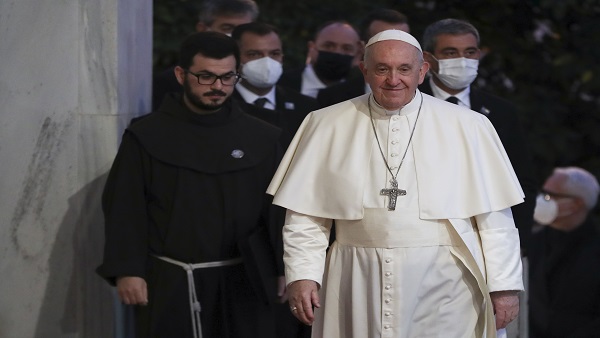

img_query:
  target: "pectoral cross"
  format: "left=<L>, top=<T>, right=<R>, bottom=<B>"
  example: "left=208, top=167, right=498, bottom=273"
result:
left=380, top=179, right=406, bottom=211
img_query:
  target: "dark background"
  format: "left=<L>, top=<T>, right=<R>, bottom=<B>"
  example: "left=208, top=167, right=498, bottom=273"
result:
left=153, top=0, right=600, bottom=216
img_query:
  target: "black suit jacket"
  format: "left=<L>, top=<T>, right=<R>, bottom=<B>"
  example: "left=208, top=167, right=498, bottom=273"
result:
left=234, top=87, right=320, bottom=338
left=528, top=219, right=600, bottom=337
left=277, top=67, right=304, bottom=93
left=277, top=66, right=360, bottom=102
left=420, top=80, right=537, bottom=252
left=316, top=72, right=366, bottom=108
left=233, top=85, right=319, bottom=150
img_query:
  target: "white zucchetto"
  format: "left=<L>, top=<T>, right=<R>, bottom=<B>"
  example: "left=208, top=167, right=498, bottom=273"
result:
left=365, top=29, right=422, bottom=52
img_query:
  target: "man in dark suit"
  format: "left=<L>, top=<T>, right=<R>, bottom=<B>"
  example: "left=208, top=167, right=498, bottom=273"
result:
left=419, top=18, right=537, bottom=255
left=316, top=9, right=410, bottom=108
left=232, top=22, right=319, bottom=150
left=232, top=22, right=319, bottom=338
left=277, top=20, right=361, bottom=99
left=529, top=167, right=600, bottom=337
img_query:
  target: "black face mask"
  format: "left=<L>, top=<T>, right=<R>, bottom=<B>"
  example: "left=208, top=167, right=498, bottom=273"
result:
left=312, top=50, right=354, bottom=82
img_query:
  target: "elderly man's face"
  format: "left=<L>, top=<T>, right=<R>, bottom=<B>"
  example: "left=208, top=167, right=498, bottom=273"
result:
left=542, top=173, right=585, bottom=232
left=360, top=40, right=428, bottom=110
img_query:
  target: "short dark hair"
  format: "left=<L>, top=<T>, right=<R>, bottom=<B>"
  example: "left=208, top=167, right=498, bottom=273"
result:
left=231, top=22, right=279, bottom=42
left=360, top=8, right=409, bottom=42
left=178, top=31, right=240, bottom=70
left=198, top=0, right=259, bottom=26
left=422, top=18, right=480, bottom=53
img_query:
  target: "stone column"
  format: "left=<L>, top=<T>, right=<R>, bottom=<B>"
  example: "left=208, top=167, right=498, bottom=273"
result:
left=0, top=1, right=151, bottom=337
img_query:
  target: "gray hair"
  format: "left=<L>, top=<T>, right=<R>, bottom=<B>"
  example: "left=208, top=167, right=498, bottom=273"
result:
left=554, top=167, right=600, bottom=209
left=198, top=0, right=259, bottom=26
left=422, top=18, right=480, bottom=53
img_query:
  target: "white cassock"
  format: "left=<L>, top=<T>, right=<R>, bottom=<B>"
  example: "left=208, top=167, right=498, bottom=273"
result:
left=268, top=92, right=524, bottom=338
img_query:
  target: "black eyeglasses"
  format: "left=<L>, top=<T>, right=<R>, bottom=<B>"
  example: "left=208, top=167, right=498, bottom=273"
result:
left=185, top=70, right=240, bottom=86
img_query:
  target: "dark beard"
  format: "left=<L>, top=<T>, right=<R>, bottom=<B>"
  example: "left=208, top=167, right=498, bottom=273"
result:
left=183, top=78, right=227, bottom=112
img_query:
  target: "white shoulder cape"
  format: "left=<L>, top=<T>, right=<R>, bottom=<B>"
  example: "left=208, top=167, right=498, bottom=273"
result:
left=267, top=92, right=524, bottom=220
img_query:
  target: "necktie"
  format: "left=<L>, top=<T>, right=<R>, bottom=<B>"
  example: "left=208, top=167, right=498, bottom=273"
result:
left=254, top=97, right=268, bottom=108
left=446, top=96, right=459, bottom=105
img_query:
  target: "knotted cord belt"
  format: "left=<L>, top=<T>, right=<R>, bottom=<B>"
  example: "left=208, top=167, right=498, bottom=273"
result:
left=153, top=255, right=244, bottom=338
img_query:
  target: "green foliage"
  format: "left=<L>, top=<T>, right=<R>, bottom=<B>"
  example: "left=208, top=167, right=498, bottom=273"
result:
left=153, top=0, right=201, bottom=68
left=154, top=0, right=600, bottom=208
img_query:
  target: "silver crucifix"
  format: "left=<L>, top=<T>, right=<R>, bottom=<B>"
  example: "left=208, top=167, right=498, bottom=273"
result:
left=380, top=179, right=406, bottom=211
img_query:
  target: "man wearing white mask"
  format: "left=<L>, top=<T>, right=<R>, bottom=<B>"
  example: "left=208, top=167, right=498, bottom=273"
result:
left=420, top=18, right=537, bottom=257
left=232, top=22, right=318, bottom=338
left=232, top=22, right=319, bottom=150
left=529, top=167, right=600, bottom=337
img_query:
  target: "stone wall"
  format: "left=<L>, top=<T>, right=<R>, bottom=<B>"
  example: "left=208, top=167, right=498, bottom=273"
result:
left=0, top=1, right=151, bottom=337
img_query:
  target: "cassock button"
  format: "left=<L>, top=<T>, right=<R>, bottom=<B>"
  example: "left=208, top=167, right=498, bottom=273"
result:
left=392, top=128, right=399, bottom=132
left=384, top=325, right=390, bottom=330
left=385, top=259, right=391, bottom=263
left=385, top=312, right=391, bottom=317
left=385, top=284, right=391, bottom=290
left=385, top=272, right=392, bottom=277
left=385, top=298, right=392, bottom=304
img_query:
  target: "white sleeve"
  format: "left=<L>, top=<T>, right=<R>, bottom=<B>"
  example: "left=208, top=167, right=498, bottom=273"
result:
left=282, top=209, right=332, bottom=286
left=475, top=208, right=524, bottom=292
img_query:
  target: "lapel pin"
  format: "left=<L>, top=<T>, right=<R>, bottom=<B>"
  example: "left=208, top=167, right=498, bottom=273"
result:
left=231, top=149, right=245, bottom=159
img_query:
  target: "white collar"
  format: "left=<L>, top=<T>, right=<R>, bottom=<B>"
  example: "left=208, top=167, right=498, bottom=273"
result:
left=428, top=77, right=471, bottom=108
left=235, top=83, right=277, bottom=110
left=300, top=64, right=327, bottom=98
left=369, top=90, right=422, bottom=117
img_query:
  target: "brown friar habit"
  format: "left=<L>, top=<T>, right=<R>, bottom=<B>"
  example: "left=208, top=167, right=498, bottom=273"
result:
left=97, top=93, right=282, bottom=338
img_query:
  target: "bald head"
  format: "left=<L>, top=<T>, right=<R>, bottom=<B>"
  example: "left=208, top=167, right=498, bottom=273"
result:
left=308, top=21, right=361, bottom=61
left=544, top=167, right=599, bottom=210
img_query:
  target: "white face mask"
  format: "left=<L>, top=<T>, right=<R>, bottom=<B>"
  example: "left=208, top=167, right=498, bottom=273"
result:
left=533, top=193, right=558, bottom=225
left=432, top=57, right=479, bottom=90
left=241, top=57, right=283, bottom=88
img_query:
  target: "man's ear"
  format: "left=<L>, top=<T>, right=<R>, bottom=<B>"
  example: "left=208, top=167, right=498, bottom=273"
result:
left=353, top=41, right=366, bottom=66
left=359, top=61, right=367, bottom=76
left=174, top=66, right=186, bottom=86
left=418, top=61, right=430, bottom=84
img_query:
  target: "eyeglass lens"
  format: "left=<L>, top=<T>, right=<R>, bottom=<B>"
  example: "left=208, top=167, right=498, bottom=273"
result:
left=188, top=71, right=238, bottom=85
